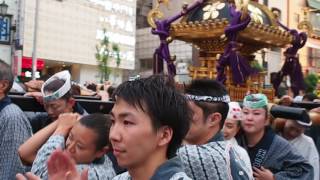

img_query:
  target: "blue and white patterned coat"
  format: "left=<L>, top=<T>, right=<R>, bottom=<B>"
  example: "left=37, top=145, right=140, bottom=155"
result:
left=112, top=157, right=191, bottom=180
left=0, top=97, right=32, bottom=180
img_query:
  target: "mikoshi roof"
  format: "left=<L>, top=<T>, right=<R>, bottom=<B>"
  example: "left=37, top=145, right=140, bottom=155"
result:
left=170, top=0, right=293, bottom=53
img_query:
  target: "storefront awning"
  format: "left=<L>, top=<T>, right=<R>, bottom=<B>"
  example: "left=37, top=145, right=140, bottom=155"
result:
left=22, top=56, right=45, bottom=70
left=308, top=0, right=320, bottom=10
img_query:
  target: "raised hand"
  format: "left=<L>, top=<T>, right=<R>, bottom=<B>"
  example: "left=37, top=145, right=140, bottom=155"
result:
left=54, top=113, right=81, bottom=137
left=47, top=150, right=88, bottom=180
left=16, top=150, right=88, bottom=180
left=16, top=172, right=41, bottom=180
left=253, top=166, right=275, bottom=180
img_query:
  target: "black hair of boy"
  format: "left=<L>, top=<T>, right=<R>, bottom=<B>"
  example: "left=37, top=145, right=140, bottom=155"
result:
left=185, top=79, right=229, bottom=128
left=113, top=75, right=191, bottom=158
left=79, top=113, right=112, bottom=150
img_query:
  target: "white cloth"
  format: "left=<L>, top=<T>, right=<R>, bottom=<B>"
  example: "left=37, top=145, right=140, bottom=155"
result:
left=293, top=96, right=303, bottom=102
left=289, top=134, right=319, bottom=180
left=227, top=138, right=254, bottom=180
left=11, top=82, right=25, bottom=92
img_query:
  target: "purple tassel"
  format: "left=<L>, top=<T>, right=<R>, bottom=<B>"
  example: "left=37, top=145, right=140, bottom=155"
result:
left=217, top=5, right=257, bottom=85
left=151, top=0, right=204, bottom=77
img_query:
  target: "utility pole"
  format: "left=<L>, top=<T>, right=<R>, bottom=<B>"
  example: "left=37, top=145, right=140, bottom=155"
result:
left=31, top=0, right=39, bottom=80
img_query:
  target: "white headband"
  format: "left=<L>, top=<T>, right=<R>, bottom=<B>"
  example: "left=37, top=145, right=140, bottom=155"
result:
left=41, top=70, right=71, bottom=102
left=296, top=120, right=312, bottom=127
left=185, top=94, right=231, bottom=103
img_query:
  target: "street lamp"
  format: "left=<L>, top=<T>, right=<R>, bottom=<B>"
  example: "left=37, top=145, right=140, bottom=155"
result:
left=0, top=1, right=8, bottom=15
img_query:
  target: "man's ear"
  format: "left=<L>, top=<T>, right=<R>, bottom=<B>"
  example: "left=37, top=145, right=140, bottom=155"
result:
left=95, top=146, right=111, bottom=158
left=67, top=98, right=76, bottom=107
left=264, top=117, right=270, bottom=126
left=157, top=126, right=173, bottom=147
left=0, top=80, right=9, bottom=94
left=206, top=112, right=222, bottom=128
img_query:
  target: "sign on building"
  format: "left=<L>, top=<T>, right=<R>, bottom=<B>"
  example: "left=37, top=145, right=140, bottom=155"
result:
left=0, top=15, right=11, bottom=44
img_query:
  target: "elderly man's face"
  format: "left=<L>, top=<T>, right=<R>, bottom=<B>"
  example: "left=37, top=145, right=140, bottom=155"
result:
left=0, top=79, right=10, bottom=96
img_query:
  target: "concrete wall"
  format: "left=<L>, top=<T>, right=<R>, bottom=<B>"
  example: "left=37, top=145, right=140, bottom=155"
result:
left=79, top=64, right=99, bottom=84
left=22, top=0, right=136, bottom=69
left=0, top=44, right=11, bottom=65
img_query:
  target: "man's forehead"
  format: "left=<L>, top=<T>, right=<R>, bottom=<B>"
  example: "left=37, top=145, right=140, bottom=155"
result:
left=44, top=98, right=66, bottom=105
left=112, top=99, right=145, bottom=115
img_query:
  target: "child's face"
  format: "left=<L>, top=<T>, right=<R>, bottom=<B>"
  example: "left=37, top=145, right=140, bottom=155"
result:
left=65, top=123, right=105, bottom=164
left=223, top=120, right=240, bottom=140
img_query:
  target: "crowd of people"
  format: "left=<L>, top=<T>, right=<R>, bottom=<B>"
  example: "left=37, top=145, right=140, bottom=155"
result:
left=0, top=58, right=320, bottom=180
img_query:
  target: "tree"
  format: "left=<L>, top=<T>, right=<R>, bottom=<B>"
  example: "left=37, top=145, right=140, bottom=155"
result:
left=95, top=29, right=121, bottom=83
left=304, top=73, right=318, bottom=93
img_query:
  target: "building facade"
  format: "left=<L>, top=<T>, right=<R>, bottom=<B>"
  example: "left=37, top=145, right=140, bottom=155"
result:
left=16, top=0, right=136, bottom=84
left=262, top=0, right=320, bottom=78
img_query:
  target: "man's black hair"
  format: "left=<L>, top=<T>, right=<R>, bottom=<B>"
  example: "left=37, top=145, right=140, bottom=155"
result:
left=79, top=113, right=112, bottom=150
left=86, top=83, right=97, bottom=92
left=113, top=75, right=191, bottom=158
left=185, top=79, right=229, bottom=128
left=0, top=59, right=14, bottom=94
left=107, top=86, right=116, bottom=101
left=303, top=93, right=318, bottom=102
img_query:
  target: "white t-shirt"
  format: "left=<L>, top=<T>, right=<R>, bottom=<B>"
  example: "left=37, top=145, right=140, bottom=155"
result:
left=289, top=134, right=319, bottom=180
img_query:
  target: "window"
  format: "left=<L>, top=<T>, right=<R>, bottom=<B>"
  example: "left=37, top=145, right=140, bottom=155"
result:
left=310, top=12, right=320, bottom=36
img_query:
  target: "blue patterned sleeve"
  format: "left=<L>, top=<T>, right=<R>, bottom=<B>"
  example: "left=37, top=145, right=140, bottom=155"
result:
left=0, top=106, right=32, bottom=180
left=31, top=135, right=65, bottom=179
left=76, top=155, right=116, bottom=180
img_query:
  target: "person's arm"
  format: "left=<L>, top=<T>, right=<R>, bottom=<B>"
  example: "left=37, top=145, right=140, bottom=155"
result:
left=24, top=80, right=44, bottom=92
left=24, top=91, right=44, bottom=105
left=19, top=112, right=80, bottom=165
left=30, top=134, right=66, bottom=179
left=18, top=120, right=59, bottom=165
left=278, top=95, right=293, bottom=106
left=52, top=113, right=80, bottom=137
left=31, top=113, right=81, bottom=179
left=273, top=142, right=314, bottom=180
